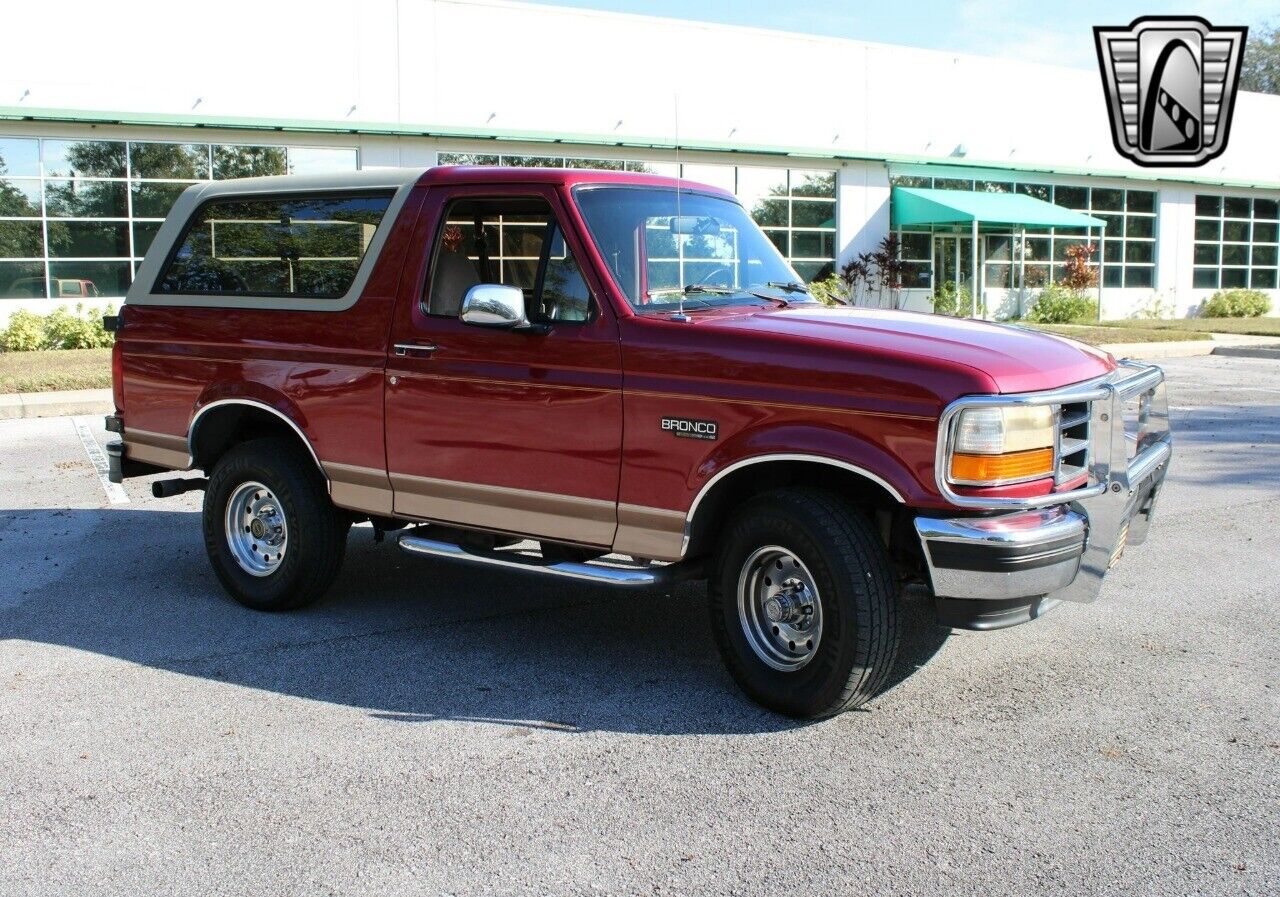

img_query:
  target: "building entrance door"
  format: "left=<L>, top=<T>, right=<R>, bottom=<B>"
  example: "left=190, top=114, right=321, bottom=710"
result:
left=932, top=234, right=979, bottom=316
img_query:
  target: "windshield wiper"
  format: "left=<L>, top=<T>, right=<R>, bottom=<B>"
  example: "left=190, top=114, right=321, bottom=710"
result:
left=764, top=280, right=811, bottom=294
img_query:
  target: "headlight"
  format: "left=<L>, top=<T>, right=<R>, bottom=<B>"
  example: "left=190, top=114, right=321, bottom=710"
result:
left=949, top=405, right=1055, bottom=486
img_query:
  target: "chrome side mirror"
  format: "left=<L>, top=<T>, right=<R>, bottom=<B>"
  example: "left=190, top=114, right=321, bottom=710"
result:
left=459, top=283, right=532, bottom=329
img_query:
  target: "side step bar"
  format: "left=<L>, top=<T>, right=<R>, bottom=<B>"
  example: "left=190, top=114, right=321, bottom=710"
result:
left=397, top=532, right=701, bottom=588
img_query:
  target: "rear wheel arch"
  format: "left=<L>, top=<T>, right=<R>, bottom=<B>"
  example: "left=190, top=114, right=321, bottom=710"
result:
left=189, top=399, right=327, bottom=487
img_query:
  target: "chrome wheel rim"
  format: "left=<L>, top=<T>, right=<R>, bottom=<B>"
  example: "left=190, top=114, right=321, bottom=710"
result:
left=736, top=545, right=823, bottom=672
left=224, top=481, right=288, bottom=577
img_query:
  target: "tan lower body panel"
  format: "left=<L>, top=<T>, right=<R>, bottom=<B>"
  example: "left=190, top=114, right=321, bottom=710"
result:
left=124, top=428, right=189, bottom=470
left=614, top=503, right=687, bottom=562
left=390, top=471, right=618, bottom=548
left=324, top=461, right=395, bottom=517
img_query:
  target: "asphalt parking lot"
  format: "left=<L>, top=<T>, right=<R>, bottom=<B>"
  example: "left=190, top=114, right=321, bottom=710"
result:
left=1, top=354, right=1277, bottom=896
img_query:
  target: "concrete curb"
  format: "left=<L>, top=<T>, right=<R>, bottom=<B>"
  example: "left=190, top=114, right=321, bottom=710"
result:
left=1097, top=340, right=1217, bottom=360
left=0, top=388, right=113, bottom=420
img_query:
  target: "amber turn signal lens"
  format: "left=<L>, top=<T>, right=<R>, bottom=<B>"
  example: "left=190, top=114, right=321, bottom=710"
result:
left=950, top=447, right=1054, bottom=485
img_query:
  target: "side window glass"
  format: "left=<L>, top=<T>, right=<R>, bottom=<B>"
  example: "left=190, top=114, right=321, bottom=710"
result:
left=537, top=226, right=592, bottom=323
left=425, top=196, right=593, bottom=324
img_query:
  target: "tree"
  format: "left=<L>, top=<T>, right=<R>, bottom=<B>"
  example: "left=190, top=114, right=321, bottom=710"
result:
left=1241, top=22, right=1280, bottom=96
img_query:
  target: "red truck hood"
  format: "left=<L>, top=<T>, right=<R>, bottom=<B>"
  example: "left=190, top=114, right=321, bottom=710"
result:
left=693, top=306, right=1115, bottom=394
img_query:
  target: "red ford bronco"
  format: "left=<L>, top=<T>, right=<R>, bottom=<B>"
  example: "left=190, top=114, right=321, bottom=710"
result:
left=105, top=166, right=1172, bottom=717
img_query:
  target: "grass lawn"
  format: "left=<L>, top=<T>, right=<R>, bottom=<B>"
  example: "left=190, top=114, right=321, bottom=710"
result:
left=1023, top=324, right=1212, bottom=346
left=0, top=348, right=113, bottom=394
left=1092, top=317, right=1280, bottom=337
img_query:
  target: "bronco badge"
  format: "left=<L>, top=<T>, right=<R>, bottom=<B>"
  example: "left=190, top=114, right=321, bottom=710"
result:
left=661, top=417, right=718, bottom=440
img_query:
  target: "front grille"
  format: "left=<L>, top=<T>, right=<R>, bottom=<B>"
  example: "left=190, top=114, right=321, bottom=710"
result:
left=1056, top=400, right=1091, bottom=484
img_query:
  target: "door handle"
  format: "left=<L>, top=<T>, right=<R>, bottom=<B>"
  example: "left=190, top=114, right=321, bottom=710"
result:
left=393, top=342, right=438, bottom=358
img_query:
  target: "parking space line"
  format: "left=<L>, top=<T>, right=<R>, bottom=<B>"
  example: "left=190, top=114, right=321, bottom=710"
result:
left=74, top=417, right=130, bottom=505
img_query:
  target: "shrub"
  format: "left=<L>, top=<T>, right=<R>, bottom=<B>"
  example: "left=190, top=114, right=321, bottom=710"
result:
left=1201, top=288, right=1271, bottom=318
left=0, top=310, right=49, bottom=351
left=0, top=304, right=115, bottom=351
left=1025, top=283, right=1098, bottom=324
left=931, top=280, right=970, bottom=317
left=1059, top=242, right=1099, bottom=291
left=807, top=274, right=848, bottom=307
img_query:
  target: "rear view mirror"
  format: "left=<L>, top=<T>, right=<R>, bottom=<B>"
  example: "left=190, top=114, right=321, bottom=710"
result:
left=668, top=216, right=721, bottom=237
left=459, top=283, right=547, bottom=333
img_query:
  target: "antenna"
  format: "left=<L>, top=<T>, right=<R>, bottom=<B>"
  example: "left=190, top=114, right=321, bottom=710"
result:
left=672, top=93, right=689, bottom=323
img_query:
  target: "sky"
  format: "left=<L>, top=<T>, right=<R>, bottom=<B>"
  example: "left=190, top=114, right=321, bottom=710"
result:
left=520, top=0, right=1279, bottom=70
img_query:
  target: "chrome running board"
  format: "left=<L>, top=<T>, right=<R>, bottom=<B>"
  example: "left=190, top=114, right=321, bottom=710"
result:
left=397, top=532, right=699, bottom=588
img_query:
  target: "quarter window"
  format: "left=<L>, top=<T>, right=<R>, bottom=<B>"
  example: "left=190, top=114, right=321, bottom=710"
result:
left=157, top=193, right=391, bottom=298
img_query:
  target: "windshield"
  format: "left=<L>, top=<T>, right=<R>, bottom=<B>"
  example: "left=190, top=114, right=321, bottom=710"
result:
left=572, top=186, right=813, bottom=312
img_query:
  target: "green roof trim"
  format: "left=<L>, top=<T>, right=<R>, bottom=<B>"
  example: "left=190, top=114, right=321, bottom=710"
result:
left=892, top=187, right=1106, bottom=229
left=2, top=104, right=1279, bottom=191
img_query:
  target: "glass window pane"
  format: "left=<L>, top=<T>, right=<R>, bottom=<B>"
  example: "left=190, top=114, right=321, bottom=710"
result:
left=893, top=175, right=931, bottom=189
left=1097, top=213, right=1123, bottom=235
left=789, top=170, right=836, bottom=198
left=1126, top=215, right=1155, bottom=238
left=1024, top=237, right=1050, bottom=263
left=933, top=178, right=972, bottom=191
left=439, top=152, right=498, bottom=166
left=500, top=155, right=563, bottom=168
left=0, top=137, right=41, bottom=177
left=900, top=231, right=930, bottom=259
left=1024, top=263, right=1049, bottom=287
left=1218, top=243, right=1246, bottom=264
left=1092, top=188, right=1123, bottom=211
left=625, top=160, right=677, bottom=177
left=287, top=146, right=358, bottom=175
left=984, top=263, right=1011, bottom=287
left=791, top=200, right=835, bottom=228
left=160, top=193, right=392, bottom=297
left=43, top=140, right=126, bottom=178
left=0, top=220, right=44, bottom=257
left=48, top=260, right=131, bottom=297
left=790, top=260, right=827, bottom=281
left=1192, top=267, right=1219, bottom=288
left=1195, top=219, right=1221, bottom=241
left=1194, top=243, right=1219, bottom=265
left=1123, top=266, right=1154, bottom=288
left=1103, top=266, right=1123, bottom=288
left=1055, top=186, right=1088, bottom=209
left=1221, top=267, right=1248, bottom=287
left=1195, top=195, right=1221, bottom=217
left=213, top=145, right=287, bottom=179
left=1253, top=221, right=1278, bottom=243
left=737, top=167, right=789, bottom=226
left=564, top=158, right=625, bottom=171
left=1103, top=240, right=1123, bottom=263
left=902, top=261, right=931, bottom=287
left=1223, top=220, right=1249, bottom=242
left=1017, top=183, right=1051, bottom=201
left=1224, top=196, right=1250, bottom=218
left=129, top=142, right=210, bottom=179
left=0, top=261, right=45, bottom=297
left=985, top=235, right=1012, bottom=260
left=44, top=179, right=128, bottom=218
left=1251, top=245, right=1277, bottom=267
left=133, top=222, right=162, bottom=258
left=1250, top=268, right=1278, bottom=288
left=976, top=180, right=1010, bottom=193
left=790, top=230, right=834, bottom=259
left=46, top=221, right=130, bottom=257
left=0, top=178, right=42, bottom=216
left=1125, top=241, right=1155, bottom=263
left=1126, top=191, right=1156, bottom=213
left=746, top=196, right=788, bottom=228
left=680, top=163, right=735, bottom=192
left=131, top=181, right=195, bottom=219
left=1254, top=198, right=1279, bottom=220
left=763, top=229, right=788, bottom=255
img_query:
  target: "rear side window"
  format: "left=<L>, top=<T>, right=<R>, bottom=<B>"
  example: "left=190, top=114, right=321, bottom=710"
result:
left=157, top=192, right=392, bottom=299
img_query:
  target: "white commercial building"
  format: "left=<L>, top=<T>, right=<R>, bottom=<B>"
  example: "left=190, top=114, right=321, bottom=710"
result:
left=1, top=0, right=1278, bottom=324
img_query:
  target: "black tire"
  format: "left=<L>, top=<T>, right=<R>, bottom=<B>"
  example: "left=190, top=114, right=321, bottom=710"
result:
left=202, top=437, right=349, bottom=611
left=707, top=488, right=900, bottom=718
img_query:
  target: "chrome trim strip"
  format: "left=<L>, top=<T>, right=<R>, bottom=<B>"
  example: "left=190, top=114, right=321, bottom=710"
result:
left=188, top=399, right=329, bottom=487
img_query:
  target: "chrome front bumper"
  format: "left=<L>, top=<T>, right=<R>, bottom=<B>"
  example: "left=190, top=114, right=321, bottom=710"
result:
left=915, top=361, right=1172, bottom=623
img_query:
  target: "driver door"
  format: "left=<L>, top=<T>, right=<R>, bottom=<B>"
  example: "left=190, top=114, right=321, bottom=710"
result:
left=384, top=185, right=623, bottom=548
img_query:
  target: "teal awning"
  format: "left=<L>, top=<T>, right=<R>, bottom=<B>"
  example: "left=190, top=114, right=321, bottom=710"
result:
left=892, top=187, right=1107, bottom=229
